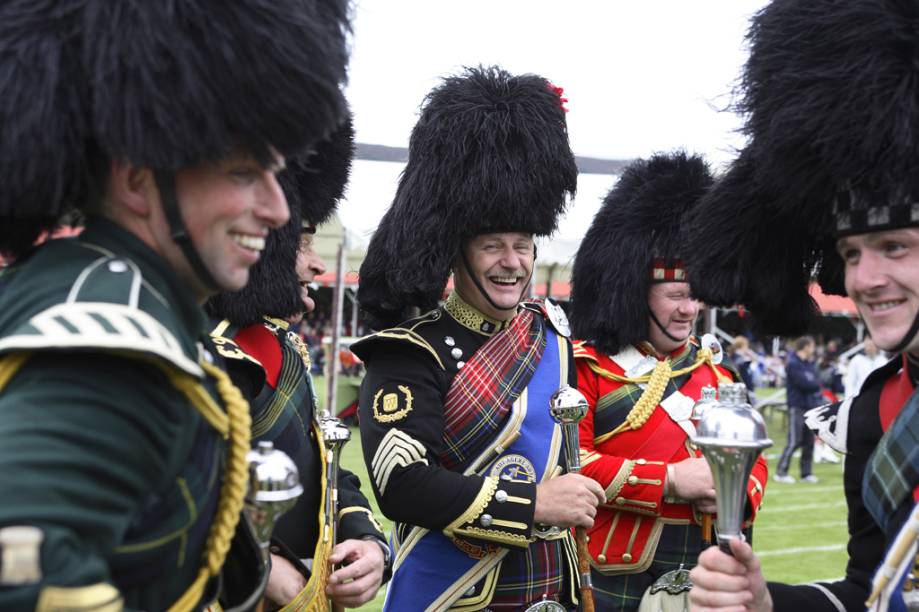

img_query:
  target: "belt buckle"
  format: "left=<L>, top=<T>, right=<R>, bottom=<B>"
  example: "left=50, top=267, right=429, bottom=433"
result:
left=523, top=597, right=567, bottom=612
left=649, top=566, right=693, bottom=595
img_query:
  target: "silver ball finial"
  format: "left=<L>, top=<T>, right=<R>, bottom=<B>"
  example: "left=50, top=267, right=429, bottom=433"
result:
left=549, top=385, right=589, bottom=426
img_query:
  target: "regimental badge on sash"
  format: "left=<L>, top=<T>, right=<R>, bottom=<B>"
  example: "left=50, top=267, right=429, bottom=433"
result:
left=372, top=385, right=414, bottom=423
left=489, top=454, right=537, bottom=483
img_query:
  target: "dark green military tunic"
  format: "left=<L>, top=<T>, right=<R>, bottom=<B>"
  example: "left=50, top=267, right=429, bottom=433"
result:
left=212, top=317, right=388, bottom=576
left=0, top=217, right=247, bottom=611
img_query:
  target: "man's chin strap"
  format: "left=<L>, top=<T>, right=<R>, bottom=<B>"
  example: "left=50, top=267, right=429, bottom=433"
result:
left=154, top=170, right=219, bottom=291
left=891, top=310, right=919, bottom=354
left=459, top=249, right=532, bottom=313
left=649, top=308, right=686, bottom=344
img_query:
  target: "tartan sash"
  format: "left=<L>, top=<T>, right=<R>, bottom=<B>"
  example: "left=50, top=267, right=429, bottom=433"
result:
left=864, top=381, right=919, bottom=537
left=439, top=308, right=546, bottom=470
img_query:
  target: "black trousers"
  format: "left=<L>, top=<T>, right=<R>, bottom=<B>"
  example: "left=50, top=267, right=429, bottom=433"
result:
left=776, top=407, right=814, bottom=477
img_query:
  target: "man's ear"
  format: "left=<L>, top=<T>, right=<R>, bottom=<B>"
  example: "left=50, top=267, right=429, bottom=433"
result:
left=108, top=159, right=155, bottom=217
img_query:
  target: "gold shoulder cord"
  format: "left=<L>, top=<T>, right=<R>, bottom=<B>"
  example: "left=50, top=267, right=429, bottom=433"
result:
left=0, top=353, right=251, bottom=612
left=590, top=347, right=731, bottom=441
left=166, top=361, right=250, bottom=612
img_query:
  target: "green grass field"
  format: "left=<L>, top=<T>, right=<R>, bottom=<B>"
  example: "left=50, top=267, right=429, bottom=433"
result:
left=334, top=392, right=850, bottom=610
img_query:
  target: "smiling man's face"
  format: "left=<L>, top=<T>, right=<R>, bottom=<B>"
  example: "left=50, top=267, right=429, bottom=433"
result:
left=148, top=150, right=290, bottom=302
left=647, top=282, right=700, bottom=354
left=453, top=232, right=534, bottom=320
left=838, top=227, right=919, bottom=356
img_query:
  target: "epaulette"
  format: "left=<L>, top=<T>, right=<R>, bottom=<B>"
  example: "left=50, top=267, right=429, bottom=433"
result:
left=209, top=319, right=265, bottom=368
left=0, top=255, right=203, bottom=377
left=351, top=309, right=445, bottom=370
left=572, top=340, right=597, bottom=362
left=209, top=319, right=269, bottom=393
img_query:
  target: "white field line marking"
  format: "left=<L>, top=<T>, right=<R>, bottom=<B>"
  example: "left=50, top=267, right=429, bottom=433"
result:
left=757, top=544, right=846, bottom=557
left=754, top=521, right=847, bottom=533
left=760, top=500, right=847, bottom=512
left=762, top=484, right=843, bottom=495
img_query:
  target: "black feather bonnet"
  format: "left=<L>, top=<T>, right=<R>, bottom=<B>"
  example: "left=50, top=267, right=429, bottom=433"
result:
left=685, top=0, right=919, bottom=335
left=0, top=0, right=351, bottom=258
left=571, top=152, right=713, bottom=354
left=357, top=65, right=577, bottom=329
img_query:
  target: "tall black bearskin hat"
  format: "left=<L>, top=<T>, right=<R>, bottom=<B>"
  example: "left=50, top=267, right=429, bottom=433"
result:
left=570, top=152, right=714, bottom=355
left=685, top=0, right=919, bottom=335
left=357, top=65, right=577, bottom=329
left=0, top=0, right=350, bottom=259
left=206, top=113, right=355, bottom=326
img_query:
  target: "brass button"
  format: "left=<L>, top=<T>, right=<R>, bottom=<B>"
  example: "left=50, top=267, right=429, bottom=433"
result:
left=615, top=496, right=625, bottom=505
left=622, top=553, right=633, bottom=563
left=597, top=554, right=607, bottom=564
left=627, top=475, right=638, bottom=486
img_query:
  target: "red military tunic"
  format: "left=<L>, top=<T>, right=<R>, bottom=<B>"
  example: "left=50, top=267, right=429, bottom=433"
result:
left=574, top=339, right=768, bottom=574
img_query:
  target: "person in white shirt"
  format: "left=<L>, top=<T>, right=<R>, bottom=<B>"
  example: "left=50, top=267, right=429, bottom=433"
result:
left=845, top=337, right=889, bottom=397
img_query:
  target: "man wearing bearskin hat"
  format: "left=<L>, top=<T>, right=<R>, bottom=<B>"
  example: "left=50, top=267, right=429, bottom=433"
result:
left=352, top=65, right=605, bottom=611
left=207, top=116, right=390, bottom=610
left=0, top=1, right=349, bottom=610
left=685, top=1, right=919, bottom=610
left=568, top=152, right=769, bottom=611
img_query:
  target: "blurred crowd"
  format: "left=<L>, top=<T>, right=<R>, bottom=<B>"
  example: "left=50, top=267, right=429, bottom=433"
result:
left=726, top=334, right=888, bottom=400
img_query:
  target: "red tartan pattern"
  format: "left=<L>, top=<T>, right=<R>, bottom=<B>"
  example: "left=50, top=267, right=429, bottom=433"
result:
left=439, top=308, right=546, bottom=470
left=486, top=539, right=569, bottom=609
left=650, top=257, right=686, bottom=281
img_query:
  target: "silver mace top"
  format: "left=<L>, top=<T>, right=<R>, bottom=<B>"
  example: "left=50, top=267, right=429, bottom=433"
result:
left=320, top=414, right=351, bottom=449
left=319, top=414, right=351, bottom=553
left=245, top=440, right=304, bottom=560
left=549, top=385, right=589, bottom=473
left=692, top=382, right=772, bottom=553
left=691, top=385, right=719, bottom=422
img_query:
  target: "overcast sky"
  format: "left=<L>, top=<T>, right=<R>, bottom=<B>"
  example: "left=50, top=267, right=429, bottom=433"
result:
left=337, top=1, right=771, bottom=257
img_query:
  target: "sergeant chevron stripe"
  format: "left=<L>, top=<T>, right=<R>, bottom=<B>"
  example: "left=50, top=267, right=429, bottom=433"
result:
left=372, top=429, right=428, bottom=495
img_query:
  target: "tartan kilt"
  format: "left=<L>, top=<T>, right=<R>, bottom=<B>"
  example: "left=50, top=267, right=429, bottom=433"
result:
left=485, top=537, right=575, bottom=610
left=591, top=523, right=703, bottom=612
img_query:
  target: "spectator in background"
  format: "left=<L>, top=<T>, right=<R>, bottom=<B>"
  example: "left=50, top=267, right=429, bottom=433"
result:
left=818, top=346, right=846, bottom=398
left=814, top=348, right=844, bottom=464
left=774, top=336, right=824, bottom=484
left=764, top=352, right=786, bottom=387
left=728, top=335, right=758, bottom=390
left=845, top=337, right=888, bottom=397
